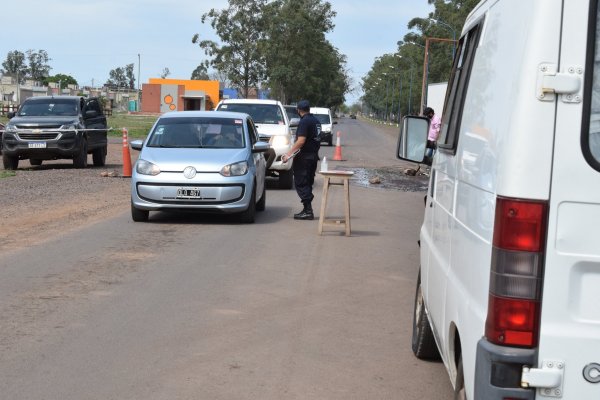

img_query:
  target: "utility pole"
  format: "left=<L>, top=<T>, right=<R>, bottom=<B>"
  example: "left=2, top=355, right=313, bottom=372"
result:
left=137, top=53, right=141, bottom=111
left=420, top=37, right=457, bottom=115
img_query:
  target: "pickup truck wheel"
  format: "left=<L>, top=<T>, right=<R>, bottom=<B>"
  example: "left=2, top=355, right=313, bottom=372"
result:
left=256, top=183, right=266, bottom=211
left=239, top=186, right=256, bottom=223
left=279, top=169, right=294, bottom=189
left=29, top=159, right=43, bottom=166
left=2, top=153, right=18, bottom=170
left=411, top=270, right=441, bottom=360
left=73, top=138, right=88, bottom=169
left=92, top=145, right=107, bottom=167
left=131, top=203, right=149, bottom=222
left=454, top=357, right=466, bottom=400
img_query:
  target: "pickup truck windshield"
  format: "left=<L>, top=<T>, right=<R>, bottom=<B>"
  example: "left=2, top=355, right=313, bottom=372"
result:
left=18, top=100, right=78, bottom=117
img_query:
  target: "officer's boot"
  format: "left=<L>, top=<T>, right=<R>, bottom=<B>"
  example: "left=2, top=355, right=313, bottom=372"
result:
left=294, top=201, right=314, bottom=220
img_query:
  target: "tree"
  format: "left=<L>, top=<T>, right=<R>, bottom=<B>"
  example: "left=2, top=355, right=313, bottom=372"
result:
left=106, top=67, right=127, bottom=88
left=191, top=62, right=210, bottom=80
left=125, top=63, right=135, bottom=89
left=160, top=67, right=170, bottom=79
left=193, top=0, right=267, bottom=98
left=261, top=0, right=348, bottom=107
left=43, top=74, right=78, bottom=88
left=26, top=49, right=52, bottom=82
left=1, top=50, right=28, bottom=82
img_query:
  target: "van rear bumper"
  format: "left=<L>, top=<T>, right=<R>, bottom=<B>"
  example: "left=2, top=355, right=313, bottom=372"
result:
left=475, top=338, right=537, bottom=399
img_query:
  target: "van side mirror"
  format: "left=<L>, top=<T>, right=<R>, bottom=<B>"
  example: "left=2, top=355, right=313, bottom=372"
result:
left=289, top=117, right=300, bottom=128
left=397, top=116, right=429, bottom=163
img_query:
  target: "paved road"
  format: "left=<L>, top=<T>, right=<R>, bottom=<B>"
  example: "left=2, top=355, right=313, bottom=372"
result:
left=0, top=118, right=453, bottom=399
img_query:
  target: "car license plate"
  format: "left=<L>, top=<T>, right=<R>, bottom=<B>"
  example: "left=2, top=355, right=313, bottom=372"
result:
left=28, top=142, right=47, bottom=148
left=176, top=187, right=202, bottom=199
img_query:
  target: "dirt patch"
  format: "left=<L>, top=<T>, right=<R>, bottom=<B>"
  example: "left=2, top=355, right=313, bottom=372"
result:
left=0, top=141, right=132, bottom=252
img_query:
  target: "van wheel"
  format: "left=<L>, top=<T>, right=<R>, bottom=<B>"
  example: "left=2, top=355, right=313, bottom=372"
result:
left=239, top=186, right=256, bottom=223
left=454, top=357, right=466, bottom=400
left=2, top=153, right=18, bottom=170
left=256, top=184, right=266, bottom=211
left=73, top=138, right=88, bottom=168
left=279, top=169, right=294, bottom=189
left=131, top=202, right=149, bottom=222
left=92, top=145, right=107, bottom=166
left=411, top=270, right=441, bottom=360
left=29, top=159, right=43, bottom=166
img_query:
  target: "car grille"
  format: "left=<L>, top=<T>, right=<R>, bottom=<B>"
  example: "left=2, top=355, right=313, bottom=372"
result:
left=18, top=132, right=60, bottom=140
left=258, top=135, right=270, bottom=142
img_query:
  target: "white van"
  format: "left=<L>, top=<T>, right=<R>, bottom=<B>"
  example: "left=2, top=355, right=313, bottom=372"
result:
left=310, top=107, right=337, bottom=146
left=397, top=1, right=600, bottom=399
left=216, top=99, right=296, bottom=189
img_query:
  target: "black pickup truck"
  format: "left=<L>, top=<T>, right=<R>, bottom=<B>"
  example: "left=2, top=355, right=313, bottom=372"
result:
left=2, top=96, right=108, bottom=169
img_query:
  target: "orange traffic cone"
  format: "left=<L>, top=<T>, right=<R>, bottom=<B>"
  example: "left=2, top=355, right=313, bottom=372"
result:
left=332, top=131, right=345, bottom=161
left=122, top=127, right=132, bottom=177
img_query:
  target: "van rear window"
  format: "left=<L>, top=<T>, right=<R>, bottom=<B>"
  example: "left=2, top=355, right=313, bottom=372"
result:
left=586, top=1, right=600, bottom=167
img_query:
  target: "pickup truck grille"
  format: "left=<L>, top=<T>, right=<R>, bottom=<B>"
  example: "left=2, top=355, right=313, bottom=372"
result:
left=15, top=124, right=62, bottom=130
left=18, top=132, right=60, bottom=140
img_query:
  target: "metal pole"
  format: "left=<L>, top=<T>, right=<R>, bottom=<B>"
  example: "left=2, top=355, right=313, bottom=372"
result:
left=408, top=66, right=414, bottom=115
left=137, top=53, right=141, bottom=111
left=421, top=38, right=430, bottom=115
left=390, top=76, right=396, bottom=124
left=397, top=74, right=403, bottom=121
left=384, top=78, right=389, bottom=123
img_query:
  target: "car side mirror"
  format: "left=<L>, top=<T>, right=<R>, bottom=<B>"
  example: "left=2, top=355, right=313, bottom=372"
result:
left=397, top=116, right=429, bottom=163
left=130, top=140, right=144, bottom=151
left=7, top=111, right=15, bottom=119
left=289, top=117, right=300, bottom=128
left=252, top=141, right=270, bottom=153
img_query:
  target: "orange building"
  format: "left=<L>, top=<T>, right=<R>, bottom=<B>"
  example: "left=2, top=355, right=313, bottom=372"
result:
left=141, top=78, right=220, bottom=113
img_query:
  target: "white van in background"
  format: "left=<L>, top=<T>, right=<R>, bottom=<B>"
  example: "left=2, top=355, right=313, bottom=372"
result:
left=397, top=0, right=600, bottom=399
left=310, top=107, right=337, bottom=146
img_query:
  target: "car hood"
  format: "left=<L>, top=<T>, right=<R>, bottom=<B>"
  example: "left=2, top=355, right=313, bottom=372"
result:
left=8, top=116, right=80, bottom=127
left=139, top=147, right=248, bottom=172
left=253, top=123, right=289, bottom=137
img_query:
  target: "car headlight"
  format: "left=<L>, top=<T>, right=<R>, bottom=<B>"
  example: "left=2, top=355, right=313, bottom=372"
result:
left=136, top=159, right=161, bottom=176
left=269, top=135, right=290, bottom=147
left=220, top=161, right=248, bottom=176
left=61, top=122, right=80, bottom=130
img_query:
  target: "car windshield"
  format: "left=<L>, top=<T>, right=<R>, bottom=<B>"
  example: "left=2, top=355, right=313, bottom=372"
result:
left=218, top=103, right=285, bottom=125
left=285, top=106, right=299, bottom=121
left=313, top=114, right=331, bottom=124
left=146, top=117, right=245, bottom=149
left=18, top=99, right=79, bottom=117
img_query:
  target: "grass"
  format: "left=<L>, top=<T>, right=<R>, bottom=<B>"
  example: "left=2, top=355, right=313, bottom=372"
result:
left=107, top=113, right=157, bottom=139
left=0, top=170, right=16, bottom=179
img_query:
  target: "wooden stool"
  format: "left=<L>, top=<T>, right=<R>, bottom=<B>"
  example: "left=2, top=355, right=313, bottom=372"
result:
left=318, top=171, right=354, bottom=236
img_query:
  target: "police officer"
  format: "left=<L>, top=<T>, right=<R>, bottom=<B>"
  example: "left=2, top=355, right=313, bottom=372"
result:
left=282, top=100, right=321, bottom=220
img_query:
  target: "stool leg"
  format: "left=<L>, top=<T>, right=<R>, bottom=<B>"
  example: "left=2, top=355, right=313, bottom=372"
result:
left=344, top=178, right=351, bottom=236
left=318, top=176, right=330, bottom=235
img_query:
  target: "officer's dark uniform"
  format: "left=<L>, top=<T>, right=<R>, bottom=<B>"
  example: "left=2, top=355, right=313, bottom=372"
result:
left=293, top=111, right=321, bottom=218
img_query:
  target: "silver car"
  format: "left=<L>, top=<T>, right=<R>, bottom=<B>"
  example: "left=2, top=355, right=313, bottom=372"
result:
left=130, top=111, right=269, bottom=223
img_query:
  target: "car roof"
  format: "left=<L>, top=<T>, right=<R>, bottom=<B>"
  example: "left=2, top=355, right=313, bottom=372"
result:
left=24, top=96, right=82, bottom=102
left=160, top=111, right=249, bottom=120
left=219, top=99, right=282, bottom=106
left=310, top=107, right=331, bottom=114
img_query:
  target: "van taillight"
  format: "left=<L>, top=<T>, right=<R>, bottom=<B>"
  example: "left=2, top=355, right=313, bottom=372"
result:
left=485, top=197, right=548, bottom=348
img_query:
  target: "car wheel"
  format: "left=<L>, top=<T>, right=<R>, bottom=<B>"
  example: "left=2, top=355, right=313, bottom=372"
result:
left=411, top=270, right=441, bottom=360
left=92, top=145, right=107, bottom=167
left=73, top=138, right=88, bottom=168
left=256, top=183, right=266, bottom=211
left=131, top=202, right=149, bottom=222
left=239, top=186, right=256, bottom=223
left=2, top=153, right=18, bottom=170
left=454, top=356, right=466, bottom=400
left=279, top=168, right=294, bottom=189
left=29, top=158, right=43, bottom=166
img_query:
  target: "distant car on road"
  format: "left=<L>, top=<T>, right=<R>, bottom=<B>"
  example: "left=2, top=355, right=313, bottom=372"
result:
left=350, top=114, right=357, bottom=119
left=130, top=111, right=270, bottom=223
left=1, top=96, right=108, bottom=169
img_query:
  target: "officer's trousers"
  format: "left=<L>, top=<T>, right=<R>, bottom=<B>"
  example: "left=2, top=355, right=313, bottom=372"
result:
left=292, top=153, right=318, bottom=204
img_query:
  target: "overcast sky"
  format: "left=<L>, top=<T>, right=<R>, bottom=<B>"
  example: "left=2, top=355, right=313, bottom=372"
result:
left=2, top=0, right=433, bottom=104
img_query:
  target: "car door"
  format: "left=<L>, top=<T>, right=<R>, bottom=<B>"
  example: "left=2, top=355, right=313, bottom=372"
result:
left=535, top=1, right=600, bottom=397
left=83, top=99, right=107, bottom=148
left=247, top=117, right=266, bottom=196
